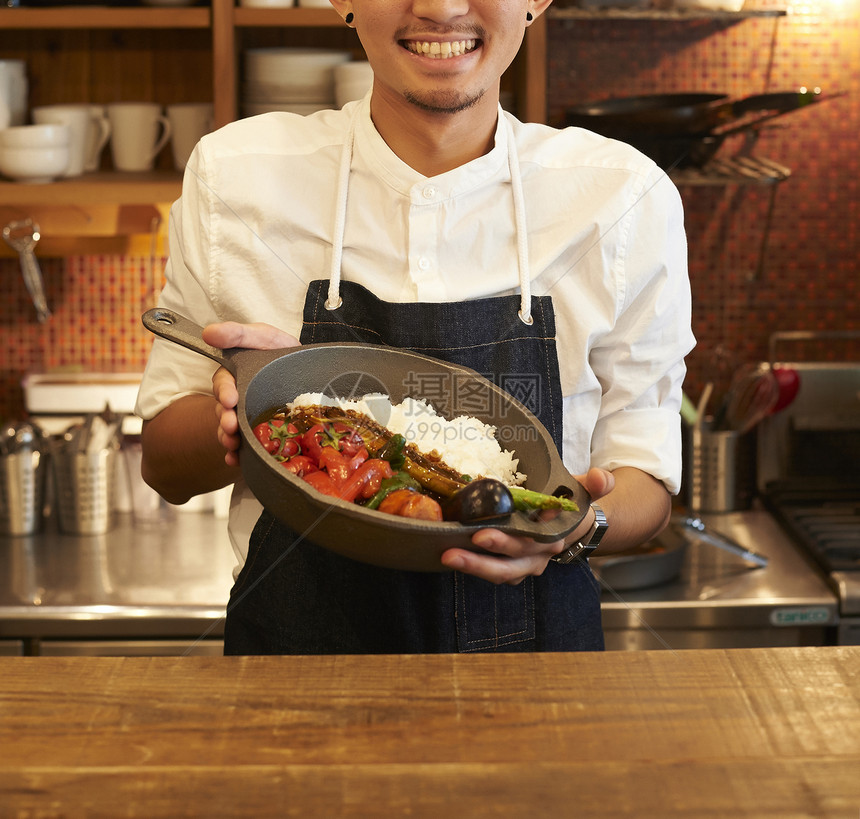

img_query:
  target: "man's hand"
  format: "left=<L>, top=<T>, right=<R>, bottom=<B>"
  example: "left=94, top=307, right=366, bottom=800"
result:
left=202, top=321, right=300, bottom=467
left=439, top=467, right=616, bottom=585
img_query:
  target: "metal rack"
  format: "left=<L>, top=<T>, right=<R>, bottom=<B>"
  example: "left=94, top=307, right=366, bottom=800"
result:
left=670, top=155, right=791, bottom=186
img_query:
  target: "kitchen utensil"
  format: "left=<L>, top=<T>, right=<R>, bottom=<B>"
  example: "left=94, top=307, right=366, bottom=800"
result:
left=565, top=89, right=843, bottom=170
left=52, top=447, right=118, bottom=535
left=719, top=363, right=780, bottom=434
left=565, top=89, right=830, bottom=138
left=142, top=307, right=589, bottom=572
left=2, top=219, right=51, bottom=322
left=680, top=391, right=698, bottom=427
left=591, top=525, right=688, bottom=590
left=0, top=422, right=47, bottom=536
left=675, top=515, right=769, bottom=567
left=695, top=381, right=713, bottom=429
left=770, top=366, right=800, bottom=414
left=688, top=424, right=755, bottom=513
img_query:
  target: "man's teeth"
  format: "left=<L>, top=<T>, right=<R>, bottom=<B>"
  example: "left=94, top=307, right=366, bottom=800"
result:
left=405, top=40, right=477, bottom=59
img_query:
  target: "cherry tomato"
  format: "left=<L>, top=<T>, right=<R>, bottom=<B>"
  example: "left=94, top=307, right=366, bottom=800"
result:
left=335, top=459, right=394, bottom=503
left=302, top=470, right=340, bottom=498
left=253, top=421, right=280, bottom=454
left=301, top=423, right=326, bottom=464
left=332, top=422, right=364, bottom=457
left=378, top=488, right=443, bottom=521
left=281, top=455, right=318, bottom=477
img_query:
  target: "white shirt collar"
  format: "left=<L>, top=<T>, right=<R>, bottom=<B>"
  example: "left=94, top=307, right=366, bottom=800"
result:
left=354, top=93, right=511, bottom=200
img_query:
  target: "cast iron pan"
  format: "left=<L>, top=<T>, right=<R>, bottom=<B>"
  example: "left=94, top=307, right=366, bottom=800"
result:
left=142, top=308, right=590, bottom=572
left=564, top=90, right=826, bottom=137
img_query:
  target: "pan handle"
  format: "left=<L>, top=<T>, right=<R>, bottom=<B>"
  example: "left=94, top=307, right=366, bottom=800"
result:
left=495, top=472, right=591, bottom=544
left=142, top=308, right=238, bottom=375
left=495, top=508, right=586, bottom=544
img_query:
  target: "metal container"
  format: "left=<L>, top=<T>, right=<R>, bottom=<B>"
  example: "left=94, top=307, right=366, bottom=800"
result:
left=0, top=451, right=46, bottom=535
left=689, top=424, right=755, bottom=513
left=53, top=449, right=117, bottom=535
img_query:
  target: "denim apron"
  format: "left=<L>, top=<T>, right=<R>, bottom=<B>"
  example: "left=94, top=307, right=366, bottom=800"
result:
left=223, top=110, right=604, bottom=655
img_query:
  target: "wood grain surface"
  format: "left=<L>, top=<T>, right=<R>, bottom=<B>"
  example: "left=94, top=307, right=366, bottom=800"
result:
left=1, top=647, right=859, bottom=817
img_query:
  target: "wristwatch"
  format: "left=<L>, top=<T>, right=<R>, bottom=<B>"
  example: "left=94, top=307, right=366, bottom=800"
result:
left=550, top=504, right=608, bottom=564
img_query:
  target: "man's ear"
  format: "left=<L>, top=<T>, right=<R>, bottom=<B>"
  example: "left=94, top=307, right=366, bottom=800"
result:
left=528, top=0, right=556, bottom=21
left=327, top=0, right=351, bottom=24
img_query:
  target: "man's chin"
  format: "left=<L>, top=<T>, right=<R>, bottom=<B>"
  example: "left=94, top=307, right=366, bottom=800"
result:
left=403, top=88, right=486, bottom=115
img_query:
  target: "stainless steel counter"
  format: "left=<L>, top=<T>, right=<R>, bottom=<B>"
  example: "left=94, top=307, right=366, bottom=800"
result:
left=599, top=508, right=839, bottom=650
left=0, top=506, right=839, bottom=654
left=0, top=511, right=235, bottom=652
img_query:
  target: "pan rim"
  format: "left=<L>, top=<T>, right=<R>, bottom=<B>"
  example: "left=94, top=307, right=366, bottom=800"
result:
left=235, top=341, right=587, bottom=539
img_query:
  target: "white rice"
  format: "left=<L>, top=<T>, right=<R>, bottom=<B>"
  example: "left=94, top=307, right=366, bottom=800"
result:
left=287, top=392, right=526, bottom=486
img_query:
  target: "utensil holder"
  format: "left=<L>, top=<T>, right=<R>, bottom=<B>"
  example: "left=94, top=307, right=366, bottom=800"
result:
left=688, top=423, right=755, bottom=513
left=53, top=448, right=117, bottom=535
left=0, top=450, right=46, bottom=535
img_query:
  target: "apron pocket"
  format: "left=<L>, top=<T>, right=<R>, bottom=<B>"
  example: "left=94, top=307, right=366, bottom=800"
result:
left=455, top=573, right=536, bottom=651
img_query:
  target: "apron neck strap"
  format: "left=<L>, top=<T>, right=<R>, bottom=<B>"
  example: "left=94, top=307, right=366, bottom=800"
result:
left=326, top=108, right=533, bottom=325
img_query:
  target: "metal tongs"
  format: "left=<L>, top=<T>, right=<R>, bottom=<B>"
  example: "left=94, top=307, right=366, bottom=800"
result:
left=3, top=218, right=51, bottom=323
left=674, top=515, right=769, bottom=568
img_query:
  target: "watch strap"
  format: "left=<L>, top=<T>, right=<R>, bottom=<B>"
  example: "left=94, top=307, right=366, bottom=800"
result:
left=551, top=504, right=608, bottom=564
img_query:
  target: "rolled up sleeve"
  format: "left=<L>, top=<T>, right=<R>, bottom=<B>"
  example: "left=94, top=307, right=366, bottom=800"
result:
left=590, top=170, right=695, bottom=494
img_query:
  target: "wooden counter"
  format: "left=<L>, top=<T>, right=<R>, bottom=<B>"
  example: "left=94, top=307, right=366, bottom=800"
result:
left=2, top=647, right=859, bottom=817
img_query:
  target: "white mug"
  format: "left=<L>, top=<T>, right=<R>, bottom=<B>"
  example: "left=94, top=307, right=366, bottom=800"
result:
left=166, top=102, right=214, bottom=171
left=32, top=104, right=99, bottom=177
left=83, top=105, right=112, bottom=172
left=0, top=60, right=27, bottom=130
left=106, top=102, right=172, bottom=172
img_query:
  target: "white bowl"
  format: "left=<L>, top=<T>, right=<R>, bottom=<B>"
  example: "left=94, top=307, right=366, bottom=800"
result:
left=0, top=123, right=70, bottom=149
left=0, top=144, right=71, bottom=183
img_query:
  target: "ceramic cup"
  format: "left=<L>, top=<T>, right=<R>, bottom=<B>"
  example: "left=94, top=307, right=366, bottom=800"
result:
left=32, top=104, right=102, bottom=177
left=106, top=102, right=172, bottom=172
left=83, top=105, right=112, bottom=172
left=166, top=102, right=214, bottom=171
left=0, top=60, right=27, bottom=130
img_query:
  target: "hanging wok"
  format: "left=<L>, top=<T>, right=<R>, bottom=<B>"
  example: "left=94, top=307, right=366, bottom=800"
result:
left=142, top=308, right=589, bottom=572
left=564, top=89, right=827, bottom=137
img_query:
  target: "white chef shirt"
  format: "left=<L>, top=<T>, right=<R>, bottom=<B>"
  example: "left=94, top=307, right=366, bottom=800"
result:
left=136, top=94, right=695, bottom=572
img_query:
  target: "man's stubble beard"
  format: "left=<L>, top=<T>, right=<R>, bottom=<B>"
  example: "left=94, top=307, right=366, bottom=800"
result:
left=402, top=87, right=487, bottom=115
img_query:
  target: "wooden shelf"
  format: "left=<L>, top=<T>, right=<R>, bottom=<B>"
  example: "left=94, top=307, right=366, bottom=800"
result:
left=548, top=6, right=786, bottom=21
left=0, top=173, right=182, bottom=206
left=0, top=6, right=210, bottom=29
left=232, top=7, right=341, bottom=27
left=0, top=1, right=790, bottom=242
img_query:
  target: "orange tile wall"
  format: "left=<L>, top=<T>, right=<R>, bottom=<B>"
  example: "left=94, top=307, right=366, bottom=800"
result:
left=548, top=0, right=859, bottom=400
left=1, top=0, right=858, bottom=421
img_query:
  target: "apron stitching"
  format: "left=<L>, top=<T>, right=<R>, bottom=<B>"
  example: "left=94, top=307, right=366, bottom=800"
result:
left=534, top=299, right=560, bottom=444
left=456, top=575, right=534, bottom=649
left=302, top=318, right=555, bottom=350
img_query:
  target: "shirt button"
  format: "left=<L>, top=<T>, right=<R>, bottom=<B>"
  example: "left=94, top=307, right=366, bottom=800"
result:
left=422, top=186, right=436, bottom=200
left=417, top=257, right=431, bottom=271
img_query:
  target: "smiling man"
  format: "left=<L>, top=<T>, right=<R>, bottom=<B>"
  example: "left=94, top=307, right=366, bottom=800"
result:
left=137, top=0, right=695, bottom=655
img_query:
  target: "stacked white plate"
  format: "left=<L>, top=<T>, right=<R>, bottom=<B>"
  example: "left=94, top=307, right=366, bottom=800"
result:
left=242, top=48, right=352, bottom=117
